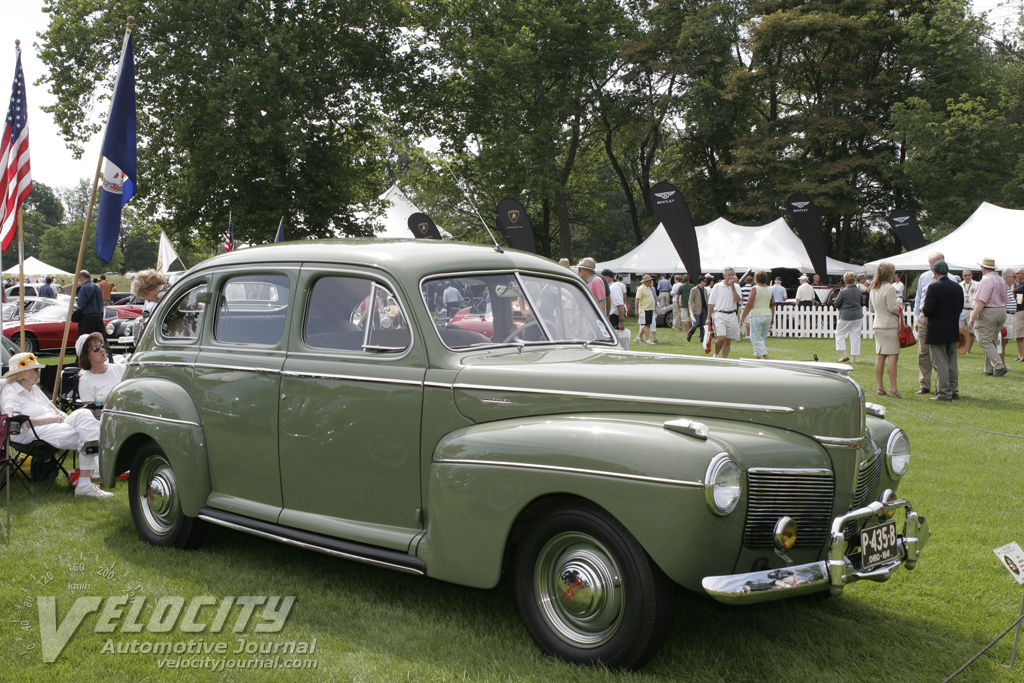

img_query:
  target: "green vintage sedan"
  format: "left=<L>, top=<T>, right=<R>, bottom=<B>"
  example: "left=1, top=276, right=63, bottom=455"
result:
left=100, top=239, right=929, bottom=669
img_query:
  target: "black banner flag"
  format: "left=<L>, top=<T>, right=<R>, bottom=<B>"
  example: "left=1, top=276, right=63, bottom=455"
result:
left=408, top=212, right=442, bottom=240
left=785, top=193, right=827, bottom=279
left=886, top=209, right=926, bottom=252
left=495, top=199, right=537, bottom=253
left=649, top=182, right=701, bottom=278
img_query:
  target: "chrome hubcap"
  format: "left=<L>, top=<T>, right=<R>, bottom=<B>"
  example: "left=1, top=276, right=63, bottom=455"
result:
left=535, top=532, right=624, bottom=647
left=137, top=454, right=178, bottom=536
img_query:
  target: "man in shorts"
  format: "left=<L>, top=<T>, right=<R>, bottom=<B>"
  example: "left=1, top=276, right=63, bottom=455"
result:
left=708, top=268, right=742, bottom=358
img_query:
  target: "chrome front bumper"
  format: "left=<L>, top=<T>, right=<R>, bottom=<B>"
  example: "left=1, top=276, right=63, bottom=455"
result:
left=701, top=496, right=929, bottom=604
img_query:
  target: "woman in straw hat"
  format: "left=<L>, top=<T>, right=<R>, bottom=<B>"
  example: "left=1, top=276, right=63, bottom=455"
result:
left=1, top=352, right=112, bottom=498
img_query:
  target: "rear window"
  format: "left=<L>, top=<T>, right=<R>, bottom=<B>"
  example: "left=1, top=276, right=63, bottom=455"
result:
left=303, top=276, right=409, bottom=353
left=214, top=275, right=290, bottom=345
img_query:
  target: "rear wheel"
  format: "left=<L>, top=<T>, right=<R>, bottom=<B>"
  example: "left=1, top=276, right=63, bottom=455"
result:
left=128, top=442, right=207, bottom=549
left=514, top=501, right=675, bottom=669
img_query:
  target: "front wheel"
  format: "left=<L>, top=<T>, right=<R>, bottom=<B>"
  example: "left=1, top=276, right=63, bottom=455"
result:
left=128, top=442, right=207, bottom=549
left=514, top=501, right=675, bottom=669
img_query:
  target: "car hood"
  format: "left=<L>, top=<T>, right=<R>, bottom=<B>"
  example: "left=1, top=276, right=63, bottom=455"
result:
left=451, top=347, right=864, bottom=441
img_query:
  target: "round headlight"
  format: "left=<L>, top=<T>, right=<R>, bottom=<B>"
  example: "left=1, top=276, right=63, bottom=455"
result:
left=705, top=454, right=741, bottom=516
left=105, top=322, right=116, bottom=336
left=886, top=429, right=910, bottom=478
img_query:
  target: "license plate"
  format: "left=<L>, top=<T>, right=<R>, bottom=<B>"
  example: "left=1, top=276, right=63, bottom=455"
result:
left=860, top=520, right=899, bottom=570
left=118, top=336, right=134, bottom=344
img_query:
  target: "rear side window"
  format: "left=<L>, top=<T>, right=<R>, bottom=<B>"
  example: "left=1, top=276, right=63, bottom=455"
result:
left=304, top=276, right=409, bottom=353
left=214, top=275, right=290, bottom=345
left=160, top=284, right=208, bottom=342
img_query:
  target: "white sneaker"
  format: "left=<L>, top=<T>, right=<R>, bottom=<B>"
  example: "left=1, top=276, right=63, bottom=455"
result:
left=633, top=337, right=642, bottom=343
left=646, top=340, right=656, bottom=345
left=75, top=482, right=114, bottom=498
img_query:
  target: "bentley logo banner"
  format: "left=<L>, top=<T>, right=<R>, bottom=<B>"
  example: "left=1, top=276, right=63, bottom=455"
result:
left=650, top=181, right=701, bottom=278
left=496, top=198, right=537, bottom=253
left=886, top=209, right=926, bottom=252
left=785, top=193, right=827, bottom=280
left=407, top=212, right=442, bottom=239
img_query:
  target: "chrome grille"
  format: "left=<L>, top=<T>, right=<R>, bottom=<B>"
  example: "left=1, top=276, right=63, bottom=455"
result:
left=744, top=469, right=835, bottom=549
left=844, top=449, right=883, bottom=542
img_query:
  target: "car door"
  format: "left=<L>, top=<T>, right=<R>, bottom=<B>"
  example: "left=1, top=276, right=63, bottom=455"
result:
left=278, top=267, right=426, bottom=552
left=194, top=268, right=294, bottom=522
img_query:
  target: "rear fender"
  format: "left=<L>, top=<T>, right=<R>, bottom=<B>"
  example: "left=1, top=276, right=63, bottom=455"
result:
left=99, top=377, right=210, bottom=517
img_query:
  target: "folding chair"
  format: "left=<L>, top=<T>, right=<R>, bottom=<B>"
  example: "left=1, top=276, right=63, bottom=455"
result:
left=7, top=418, right=77, bottom=497
left=1, top=415, right=34, bottom=497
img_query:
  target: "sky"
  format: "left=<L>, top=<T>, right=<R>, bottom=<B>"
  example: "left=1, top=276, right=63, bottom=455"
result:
left=2, top=0, right=1023, bottom=194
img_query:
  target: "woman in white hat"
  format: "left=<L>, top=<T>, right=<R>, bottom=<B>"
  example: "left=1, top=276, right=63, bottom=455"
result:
left=1, top=352, right=112, bottom=498
left=76, top=332, right=127, bottom=406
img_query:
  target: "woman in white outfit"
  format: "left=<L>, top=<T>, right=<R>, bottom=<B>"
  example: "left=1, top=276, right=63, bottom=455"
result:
left=76, top=332, right=127, bottom=406
left=2, top=352, right=111, bottom=498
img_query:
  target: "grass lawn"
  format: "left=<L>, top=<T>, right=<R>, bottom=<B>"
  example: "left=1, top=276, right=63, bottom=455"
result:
left=2, top=328, right=1023, bottom=682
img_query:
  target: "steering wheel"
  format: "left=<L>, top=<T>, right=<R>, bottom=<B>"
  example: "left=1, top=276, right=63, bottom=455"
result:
left=502, top=320, right=541, bottom=343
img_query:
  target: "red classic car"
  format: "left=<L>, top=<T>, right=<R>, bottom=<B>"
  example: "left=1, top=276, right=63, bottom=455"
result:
left=2, top=304, right=141, bottom=353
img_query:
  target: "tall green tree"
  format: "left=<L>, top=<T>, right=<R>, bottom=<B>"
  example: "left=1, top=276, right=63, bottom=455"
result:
left=39, top=0, right=412, bottom=245
left=412, top=0, right=631, bottom=258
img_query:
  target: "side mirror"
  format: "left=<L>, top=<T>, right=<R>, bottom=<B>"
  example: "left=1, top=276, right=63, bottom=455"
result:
left=195, top=291, right=214, bottom=305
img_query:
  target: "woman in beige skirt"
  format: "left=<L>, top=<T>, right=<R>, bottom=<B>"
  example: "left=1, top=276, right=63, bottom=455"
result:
left=869, top=261, right=902, bottom=397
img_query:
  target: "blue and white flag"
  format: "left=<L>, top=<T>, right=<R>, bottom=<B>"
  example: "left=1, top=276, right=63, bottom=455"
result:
left=95, top=32, right=136, bottom=263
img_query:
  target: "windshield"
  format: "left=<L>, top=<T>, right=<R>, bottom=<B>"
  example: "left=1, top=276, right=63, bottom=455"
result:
left=421, top=272, right=615, bottom=349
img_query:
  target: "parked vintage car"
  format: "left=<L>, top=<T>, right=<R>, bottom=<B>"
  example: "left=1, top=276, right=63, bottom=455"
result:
left=1, top=304, right=141, bottom=353
left=100, top=240, right=929, bottom=669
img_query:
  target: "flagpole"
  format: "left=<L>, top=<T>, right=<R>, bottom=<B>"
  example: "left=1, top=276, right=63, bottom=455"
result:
left=17, top=206, right=25, bottom=351
left=52, top=16, right=135, bottom=402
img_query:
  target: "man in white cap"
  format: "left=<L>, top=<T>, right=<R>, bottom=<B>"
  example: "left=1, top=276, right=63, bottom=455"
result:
left=577, top=257, right=607, bottom=315
left=968, top=257, right=1008, bottom=377
left=795, top=275, right=814, bottom=309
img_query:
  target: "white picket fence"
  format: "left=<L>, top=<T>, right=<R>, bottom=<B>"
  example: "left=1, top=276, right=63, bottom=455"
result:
left=769, top=306, right=916, bottom=339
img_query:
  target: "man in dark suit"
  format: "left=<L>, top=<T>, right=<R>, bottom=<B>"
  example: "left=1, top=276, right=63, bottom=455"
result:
left=922, top=261, right=964, bottom=401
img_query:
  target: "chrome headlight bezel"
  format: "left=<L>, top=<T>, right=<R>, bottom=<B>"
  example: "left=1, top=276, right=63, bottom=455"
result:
left=105, top=322, right=116, bottom=336
left=885, top=429, right=910, bottom=478
left=705, top=453, right=742, bottom=516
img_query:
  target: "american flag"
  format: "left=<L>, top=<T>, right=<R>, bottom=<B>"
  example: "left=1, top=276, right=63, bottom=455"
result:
left=1, top=49, right=31, bottom=253
left=224, top=212, right=234, bottom=251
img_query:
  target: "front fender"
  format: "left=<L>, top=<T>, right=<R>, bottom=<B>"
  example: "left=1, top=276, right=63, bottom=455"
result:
left=99, top=377, right=210, bottom=517
left=418, top=413, right=768, bottom=590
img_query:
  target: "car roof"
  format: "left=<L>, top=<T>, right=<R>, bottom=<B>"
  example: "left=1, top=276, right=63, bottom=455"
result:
left=189, top=239, right=568, bottom=282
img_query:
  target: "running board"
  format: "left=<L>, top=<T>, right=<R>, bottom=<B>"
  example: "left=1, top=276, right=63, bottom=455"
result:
left=198, top=507, right=426, bottom=576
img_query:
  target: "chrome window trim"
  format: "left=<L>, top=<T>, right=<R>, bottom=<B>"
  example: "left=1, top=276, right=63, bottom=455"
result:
left=453, top=382, right=794, bottom=414
left=433, top=458, right=702, bottom=488
left=104, top=409, right=200, bottom=427
left=280, top=370, right=423, bottom=387
left=193, top=363, right=282, bottom=374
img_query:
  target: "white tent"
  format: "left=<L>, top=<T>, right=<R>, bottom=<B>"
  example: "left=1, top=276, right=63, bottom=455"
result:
left=2, top=256, right=74, bottom=278
left=597, top=217, right=862, bottom=276
left=864, top=202, right=1024, bottom=273
left=374, top=185, right=451, bottom=239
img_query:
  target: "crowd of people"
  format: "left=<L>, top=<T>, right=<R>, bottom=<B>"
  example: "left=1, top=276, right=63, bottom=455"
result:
left=584, top=255, right=1022, bottom=395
